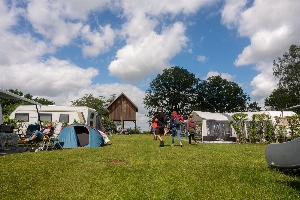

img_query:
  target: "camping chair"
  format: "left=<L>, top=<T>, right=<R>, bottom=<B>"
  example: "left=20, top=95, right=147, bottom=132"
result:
left=38, top=123, right=64, bottom=151
left=19, top=124, right=41, bottom=150
left=48, top=123, right=64, bottom=150
left=39, top=127, right=55, bottom=151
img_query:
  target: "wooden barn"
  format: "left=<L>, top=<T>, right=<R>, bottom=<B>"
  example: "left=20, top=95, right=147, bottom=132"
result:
left=107, top=92, right=138, bottom=131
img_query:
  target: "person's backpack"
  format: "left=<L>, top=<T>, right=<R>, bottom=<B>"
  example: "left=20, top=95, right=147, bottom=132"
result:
left=174, top=115, right=183, bottom=127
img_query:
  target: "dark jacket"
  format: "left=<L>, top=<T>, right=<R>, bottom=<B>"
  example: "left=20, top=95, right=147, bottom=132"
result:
left=153, top=111, right=166, bottom=127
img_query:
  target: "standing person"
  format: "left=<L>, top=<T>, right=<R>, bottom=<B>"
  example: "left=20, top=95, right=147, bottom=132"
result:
left=153, top=107, right=166, bottom=147
left=108, top=127, right=113, bottom=137
left=170, top=111, right=183, bottom=147
left=151, top=120, right=157, bottom=140
left=187, top=114, right=198, bottom=146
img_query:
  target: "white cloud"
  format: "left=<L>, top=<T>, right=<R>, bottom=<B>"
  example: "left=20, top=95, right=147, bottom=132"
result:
left=221, top=0, right=300, bottom=66
left=0, top=57, right=98, bottom=98
left=221, top=0, right=247, bottom=29
left=197, top=55, right=208, bottom=63
left=0, top=32, right=53, bottom=65
left=250, top=61, right=277, bottom=103
left=108, top=22, right=188, bottom=82
left=120, top=0, right=216, bottom=17
left=221, top=0, right=300, bottom=105
left=26, top=0, right=83, bottom=46
left=204, top=71, right=235, bottom=81
left=81, top=24, right=115, bottom=57
left=0, top=0, right=22, bottom=31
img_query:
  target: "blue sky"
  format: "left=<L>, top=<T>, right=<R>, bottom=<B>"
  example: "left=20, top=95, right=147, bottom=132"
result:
left=1, top=0, right=300, bottom=131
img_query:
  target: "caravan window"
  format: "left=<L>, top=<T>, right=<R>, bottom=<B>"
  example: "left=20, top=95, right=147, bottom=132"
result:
left=59, top=114, right=69, bottom=123
left=15, top=113, right=29, bottom=122
left=39, top=113, right=52, bottom=122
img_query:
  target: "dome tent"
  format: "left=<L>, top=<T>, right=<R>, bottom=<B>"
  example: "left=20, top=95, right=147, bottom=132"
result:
left=54, top=124, right=104, bottom=148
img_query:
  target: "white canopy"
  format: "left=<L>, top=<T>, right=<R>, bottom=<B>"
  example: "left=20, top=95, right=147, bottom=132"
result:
left=193, top=111, right=231, bottom=121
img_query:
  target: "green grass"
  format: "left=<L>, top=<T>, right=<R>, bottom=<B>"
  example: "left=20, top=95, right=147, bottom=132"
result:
left=1, top=134, right=300, bottom=199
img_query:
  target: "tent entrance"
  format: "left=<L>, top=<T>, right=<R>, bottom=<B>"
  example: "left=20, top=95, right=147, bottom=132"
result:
left=74, top=126, right=89, bottom=147
left=205, top=120, right=234, bottom=141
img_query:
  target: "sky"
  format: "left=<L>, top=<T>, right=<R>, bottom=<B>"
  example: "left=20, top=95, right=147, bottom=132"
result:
left=0, top=0, right=300, bottom=131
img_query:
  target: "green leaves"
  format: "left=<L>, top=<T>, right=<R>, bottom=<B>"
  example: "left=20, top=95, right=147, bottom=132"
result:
left=144, top=68, right=258, bottom=123
left=196, top=76, right=251, bottom=113
left=71, top=94, right=109, bottom=118
left=266, top=44, right=300, bottom=110
left=144, top=66, right=199, bottom=120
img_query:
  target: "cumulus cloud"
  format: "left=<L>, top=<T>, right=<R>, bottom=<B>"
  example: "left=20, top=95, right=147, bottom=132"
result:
left=221, top=0, right=300, bottom=105
left=0, top=0, right=21, bottom=31
left=26, top=0, right=83, bottom=46
left=221, top=0, right=247, bottom=29
left=0, top=32, right=53, bottom=66
left=250, top=62, right=277, bottom=103
left=120, top=0, right=215, bottom=17
left=81, top=24, right=115, bottom=57
left=204, top=71, right=235, bottom=81
left=0, top=57, right=98, bottom=98
left=197, top=55, right=209, bottom=63
left=108, top=22, right=188, bottom=82
left=222, top=0, right=300, bottom=66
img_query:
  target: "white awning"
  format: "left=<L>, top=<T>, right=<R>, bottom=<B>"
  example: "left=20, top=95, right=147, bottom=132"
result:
left=193, top=111, right=231, bottom=121
left=0, top=88, right=42, bottom=106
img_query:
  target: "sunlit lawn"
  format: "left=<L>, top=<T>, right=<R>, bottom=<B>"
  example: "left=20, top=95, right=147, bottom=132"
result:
left=1, top=134, right=300, bottom=199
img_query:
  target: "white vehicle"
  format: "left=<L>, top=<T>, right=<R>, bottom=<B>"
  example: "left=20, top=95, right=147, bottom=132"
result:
left=10, top=105, right=102, bottom=130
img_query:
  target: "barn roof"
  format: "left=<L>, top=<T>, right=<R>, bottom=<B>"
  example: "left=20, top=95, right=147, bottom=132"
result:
left=107, top=92, right=138, bottom=112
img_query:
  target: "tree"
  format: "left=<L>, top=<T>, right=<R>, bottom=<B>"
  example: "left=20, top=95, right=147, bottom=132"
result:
left=71, top=94, right=109, bottom=118
left=264, top=87, right=293, bottom=110
left=246, top=101, right=261, bottom=112
left=195, top=76, right=250, bottom=113
left=143, top=66, right=199, bottom=120
left=265, top=44, right=300, bottom=110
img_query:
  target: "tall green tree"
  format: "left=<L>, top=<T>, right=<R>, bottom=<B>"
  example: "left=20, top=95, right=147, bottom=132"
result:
left=265, top=44, right=300, bottom=110
left=71, top=94, right=109, bottom=118
left=195, top=76, right=250, bottom=113
left=143, top=66, right=199, bottom=120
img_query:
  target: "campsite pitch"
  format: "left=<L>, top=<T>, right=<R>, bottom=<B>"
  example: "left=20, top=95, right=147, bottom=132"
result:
left=1, top=134, right=300, bottom=199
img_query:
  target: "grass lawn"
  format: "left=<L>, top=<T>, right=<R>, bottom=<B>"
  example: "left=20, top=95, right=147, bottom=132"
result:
left=1, top=134, right=300, bottom=199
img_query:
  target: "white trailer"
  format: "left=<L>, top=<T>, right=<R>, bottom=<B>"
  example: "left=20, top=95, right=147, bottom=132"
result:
left=9, top=105, right=102, bottom=129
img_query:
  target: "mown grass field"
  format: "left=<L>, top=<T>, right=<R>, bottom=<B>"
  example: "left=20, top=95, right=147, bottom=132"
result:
left=1, top=134, right=300, bottom=199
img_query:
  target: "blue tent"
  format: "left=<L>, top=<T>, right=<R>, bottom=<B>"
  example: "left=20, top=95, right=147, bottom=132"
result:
left=54, top=124, right=104, bottom=148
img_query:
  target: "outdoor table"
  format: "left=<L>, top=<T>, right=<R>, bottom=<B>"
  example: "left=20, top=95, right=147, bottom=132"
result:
left=0, top=132, right=18, bottom=148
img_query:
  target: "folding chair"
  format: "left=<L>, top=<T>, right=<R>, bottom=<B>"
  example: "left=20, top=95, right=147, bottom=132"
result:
left=51, top=123, right=64, bottom=150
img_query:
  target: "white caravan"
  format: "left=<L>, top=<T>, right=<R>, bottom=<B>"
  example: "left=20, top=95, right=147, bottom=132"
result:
left=10, top=105, right=102, bottom=129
